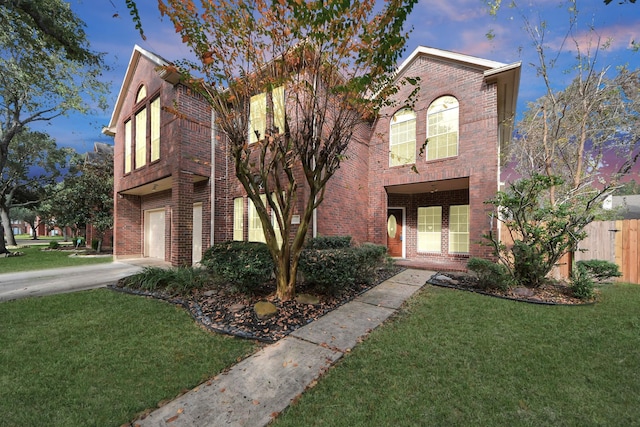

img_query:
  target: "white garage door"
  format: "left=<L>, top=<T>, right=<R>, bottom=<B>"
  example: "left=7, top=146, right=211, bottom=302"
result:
left=144, top=209, right=165, bottom=260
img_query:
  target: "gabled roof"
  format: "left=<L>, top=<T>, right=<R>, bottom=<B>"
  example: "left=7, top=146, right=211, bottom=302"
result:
left=396, top=46, right=521, bottom=147
left=102, top=45, right=179, bottom=136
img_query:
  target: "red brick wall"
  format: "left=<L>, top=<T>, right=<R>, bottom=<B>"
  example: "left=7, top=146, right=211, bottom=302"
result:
left=368, top=54, right=500, bottom=264
left=113, top=53, right=213, bottom=265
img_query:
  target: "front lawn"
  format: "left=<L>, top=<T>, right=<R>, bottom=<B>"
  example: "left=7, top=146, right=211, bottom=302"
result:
left=0, top=289, right=258, bottom=427
left=274, top=283, right=640, bottom=426
left=0, top=245, right=112, bottom=274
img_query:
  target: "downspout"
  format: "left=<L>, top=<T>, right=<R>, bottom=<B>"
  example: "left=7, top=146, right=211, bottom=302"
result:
left=210, top=109, right=216, bottom=246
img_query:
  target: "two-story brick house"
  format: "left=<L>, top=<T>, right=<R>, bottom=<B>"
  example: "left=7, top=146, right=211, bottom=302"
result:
left=105, top=45, right=520, bottom=270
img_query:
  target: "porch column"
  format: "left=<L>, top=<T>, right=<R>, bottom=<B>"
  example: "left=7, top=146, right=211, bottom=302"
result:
left=171, top=171, right=194, bottom=266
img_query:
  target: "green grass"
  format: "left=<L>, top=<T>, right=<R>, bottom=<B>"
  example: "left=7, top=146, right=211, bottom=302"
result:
left=274, top=283, right=640, bottom=426
left=0, top=246, right=112, bottom=274
left=0, top=289, right=257, bottom=427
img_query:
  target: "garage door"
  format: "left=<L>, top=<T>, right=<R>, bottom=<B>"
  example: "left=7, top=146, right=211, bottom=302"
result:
left=144, top=209, right=165, bottom=260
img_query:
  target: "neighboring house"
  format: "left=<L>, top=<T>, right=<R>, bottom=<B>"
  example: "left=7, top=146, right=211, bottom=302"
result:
left=603, top=194, right=640, bottom=219
left=104, top=45, right=521, bottom=270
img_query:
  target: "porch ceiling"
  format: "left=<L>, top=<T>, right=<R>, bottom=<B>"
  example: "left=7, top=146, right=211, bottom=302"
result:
left=119, top=174, right=208, bottom=196
left=385, top=177, right=469, bottom=194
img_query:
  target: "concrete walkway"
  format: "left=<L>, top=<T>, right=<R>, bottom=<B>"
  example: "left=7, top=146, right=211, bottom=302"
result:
left=134, top=268, right=435, bottom=427
left=0, top=258, right=169, bottom=302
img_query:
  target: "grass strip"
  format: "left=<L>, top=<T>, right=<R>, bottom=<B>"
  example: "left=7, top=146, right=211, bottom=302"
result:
left=0, top=246, right=113, bottom=274
left=274, top=283, right=640, bottom=427
left=0, top=289, right=257, bottom=426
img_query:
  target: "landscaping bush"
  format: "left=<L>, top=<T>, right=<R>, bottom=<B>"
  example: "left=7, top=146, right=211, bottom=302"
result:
left=299, top=243, right=388, bottom=294
left=120, top=266, right=209, bottom=295
left=576, top=259, right=622, bottom=282
left=305, top=235, right=352, bottom=250
left=201, top=241, right=274, bottom=293
left=570, top=263, right=596, bottom=300
left=91, top=238, right=100, bottom=251
left=467, top=257, right=513, bottom=291
left=48, top=241, right=59, bottom=249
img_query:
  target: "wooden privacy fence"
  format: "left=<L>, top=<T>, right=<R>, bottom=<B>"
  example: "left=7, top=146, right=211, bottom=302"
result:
left=499, top=220, right=640, bottom=284
left=575, top=219, right=639, bottom=284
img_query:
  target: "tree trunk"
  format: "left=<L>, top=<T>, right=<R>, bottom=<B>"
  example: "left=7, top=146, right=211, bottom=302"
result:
left=1, top=207, right=16, bottom=246
left=0, top=222, right=8, bottom=254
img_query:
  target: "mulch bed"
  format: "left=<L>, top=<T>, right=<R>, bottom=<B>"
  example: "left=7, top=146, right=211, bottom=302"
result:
left=427, top=271, right=595, bottom=305
left=110, top=266, right=403, bottom=343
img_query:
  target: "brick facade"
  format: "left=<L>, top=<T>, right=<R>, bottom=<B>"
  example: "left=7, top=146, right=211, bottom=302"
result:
left=106, top=46, right=520, bottom=269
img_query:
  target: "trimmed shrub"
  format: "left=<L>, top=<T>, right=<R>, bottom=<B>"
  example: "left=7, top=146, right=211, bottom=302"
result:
left=91, top=238, right=100, bottom=251
left=201, top=241, right=274, bottom=293
left=299, top=243, right=388, bottom=295
left=467, top=257, right=512, bottom=291
left=570, top=263, right=596, bottom=300
left=48, top=241, right=59, bottom=249
left=120, top=266, right=209, bottom=295
left=305, top=235, right=352, bottom=250
left=576, top=260, right=621, bottom=282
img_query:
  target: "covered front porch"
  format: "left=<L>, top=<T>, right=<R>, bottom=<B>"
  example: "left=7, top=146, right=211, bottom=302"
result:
left=385, top=177, right=472, bottom=272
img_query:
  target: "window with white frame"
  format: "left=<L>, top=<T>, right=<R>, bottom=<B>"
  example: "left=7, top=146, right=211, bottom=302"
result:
left=417, top=206, right=442, bottom=252
left=449, top=205, right=469, bottom=253
left=248, top=195, right=267, bottom=243
left=390, top=108, right=416, bottom=167
left=427, top=96, right=459, bottom=160
left=124, top=85, right=161, bottom=171
left=124, top=120, right=132, bottom=174
left=249, top=86, right=285, bottom=144
left=233, top=197, right=244, bottom=241
left=150, top=97, right=160, bottom=162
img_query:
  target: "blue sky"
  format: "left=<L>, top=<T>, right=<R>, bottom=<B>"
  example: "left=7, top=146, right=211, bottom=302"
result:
left=40, top=0, right=640, bottom=154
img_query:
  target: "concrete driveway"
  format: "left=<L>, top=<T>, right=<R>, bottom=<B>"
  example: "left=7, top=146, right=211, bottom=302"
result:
left=0, top=258, right=169, bottom=302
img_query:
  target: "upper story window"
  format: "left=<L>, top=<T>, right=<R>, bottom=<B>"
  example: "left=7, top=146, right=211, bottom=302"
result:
left=426, top=96, right=459, bottom=160
left=249, top=86, right=285, bottom=144
left=123, top=84, right=161, bottom=174
left=389, top=108, right=416, bottom=167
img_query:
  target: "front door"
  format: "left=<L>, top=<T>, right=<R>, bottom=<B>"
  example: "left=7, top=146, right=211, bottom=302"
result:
left=387, top=209, right=403, bottom=257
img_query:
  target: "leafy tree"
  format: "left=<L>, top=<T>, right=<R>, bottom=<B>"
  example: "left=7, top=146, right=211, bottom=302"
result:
left=44, top=149, right=114, bottom=252
left=0, top=0, right=108, bottom=253
left=10, top=206, right=37, bottom=239
left=0, top=130, right=73, bottom=246
left=485, top=174, right=591, bottom=288
left=614, top=179, right=640, bottom=195
left=153, top=0, right=418, bottom=300
left=487, top=0, right=639, bottom=281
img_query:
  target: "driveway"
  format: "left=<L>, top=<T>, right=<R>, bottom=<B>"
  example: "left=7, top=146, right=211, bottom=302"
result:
left=0, top=258, right=169, bottom=302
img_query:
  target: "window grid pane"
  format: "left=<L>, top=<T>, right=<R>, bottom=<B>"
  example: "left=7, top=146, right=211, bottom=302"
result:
left=150, top=98, right=160, bottom=162
left=249, top=93, right=266, bottom=144
left=124, top=120, right=132, bottom=173
left=417, top=206, right=442, bottom=252
left=449, top=205, right=469, bottom=253
left=248, top=196, right=267, bottom=243
left=390, top=109, right=416, bottom=167
left=233, top=198, right=244, bottom=241
left=272, top=86, right=285, bottom=134
left=427, top=96, right=459, bottom=161
left=135, top=108, right=146, bottom=169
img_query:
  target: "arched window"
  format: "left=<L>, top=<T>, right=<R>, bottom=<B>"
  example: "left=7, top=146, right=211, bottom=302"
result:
left=123, top=84, right=161, bottom=173
left=136, top=85, right=147, bottom=103
left=389, top=108, right=416, bottom=167
left=426, top=96, right=459, bottom=160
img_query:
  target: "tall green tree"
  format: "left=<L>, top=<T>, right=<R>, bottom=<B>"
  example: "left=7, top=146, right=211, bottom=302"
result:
left=152, top=0, right=417, bottom=300
left=0, top=0, right=108, bottom=253
left=486, top=0, right=639, bottom=281
left=0, top=130, right=73, bottom=246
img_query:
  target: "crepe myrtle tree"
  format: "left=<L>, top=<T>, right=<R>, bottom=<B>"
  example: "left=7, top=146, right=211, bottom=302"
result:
left=143, top=0, right=419, bottom=300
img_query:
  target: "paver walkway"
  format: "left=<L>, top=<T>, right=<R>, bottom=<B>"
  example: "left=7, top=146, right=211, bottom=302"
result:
left=134, top=268, right=434, bottom=427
